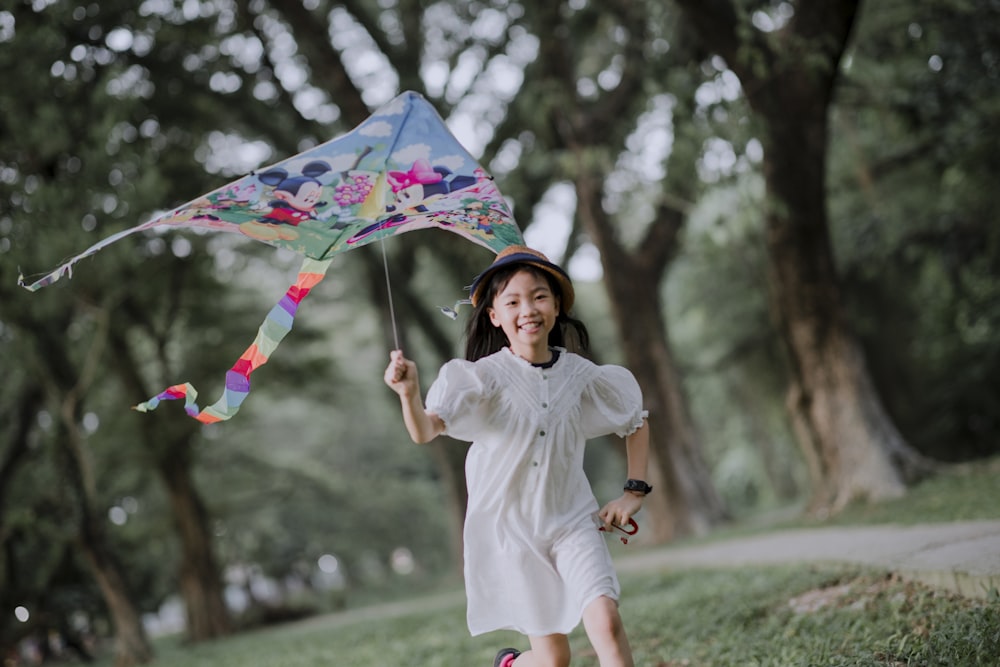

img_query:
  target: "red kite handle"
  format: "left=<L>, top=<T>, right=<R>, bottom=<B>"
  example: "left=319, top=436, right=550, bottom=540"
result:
left=599, top=517, right=639, bottom=545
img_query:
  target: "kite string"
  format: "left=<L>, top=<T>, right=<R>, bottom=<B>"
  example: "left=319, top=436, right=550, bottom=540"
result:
left=379, top=237, right=401, bottom=351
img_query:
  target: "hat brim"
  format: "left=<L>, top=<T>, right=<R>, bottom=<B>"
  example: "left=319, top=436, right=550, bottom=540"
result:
left=470, top=252, right=575, bottom=312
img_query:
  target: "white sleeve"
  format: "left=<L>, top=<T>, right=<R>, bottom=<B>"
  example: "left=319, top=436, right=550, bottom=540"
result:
left=425, top=359, right=488, bottom=442
left=580, top=365, right=647, bottom=439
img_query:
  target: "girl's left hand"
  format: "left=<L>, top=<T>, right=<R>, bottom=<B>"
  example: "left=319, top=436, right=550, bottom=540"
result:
left=598, top=492, right=644, bottom=530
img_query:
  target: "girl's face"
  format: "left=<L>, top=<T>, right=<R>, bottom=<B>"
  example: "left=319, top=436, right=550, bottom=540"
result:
left=487, top=269, right=560, bottom=363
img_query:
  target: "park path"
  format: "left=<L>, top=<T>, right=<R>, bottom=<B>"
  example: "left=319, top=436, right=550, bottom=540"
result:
left=615, top=519, right=1000, bottom=599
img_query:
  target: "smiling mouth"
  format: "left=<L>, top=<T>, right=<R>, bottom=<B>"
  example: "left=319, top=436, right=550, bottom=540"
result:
left=519, top=320, right=542, bottom=333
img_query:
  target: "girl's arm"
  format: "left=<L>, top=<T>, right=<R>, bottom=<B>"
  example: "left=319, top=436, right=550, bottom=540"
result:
left=624, top=418, right=650, bottom=485
left=598, top=418, right=650, bottom=528
left=384, top=350, right=445, bottom=443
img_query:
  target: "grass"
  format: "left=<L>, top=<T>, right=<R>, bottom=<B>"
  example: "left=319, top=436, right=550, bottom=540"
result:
left=622, top=568, right=999, bottom=667
left=93, top=567, right=999, bottom=667
left=90, top=458, right=1000, bottom=666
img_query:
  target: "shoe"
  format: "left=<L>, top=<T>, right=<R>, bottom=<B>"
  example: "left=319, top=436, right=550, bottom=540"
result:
left=493, top=648, right=521, bottom=667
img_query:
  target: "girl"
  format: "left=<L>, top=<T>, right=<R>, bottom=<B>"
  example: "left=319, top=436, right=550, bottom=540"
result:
left=384, top=245, right=651, bottom=667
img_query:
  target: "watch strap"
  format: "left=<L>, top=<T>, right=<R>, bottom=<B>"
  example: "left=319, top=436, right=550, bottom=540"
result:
left=624, top=479, right=653, bottom=495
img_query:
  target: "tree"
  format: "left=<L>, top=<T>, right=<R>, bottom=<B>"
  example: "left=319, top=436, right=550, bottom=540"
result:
left=672, top=0, right=929, bottom=511
left=487, top=1, right=731, bottom=540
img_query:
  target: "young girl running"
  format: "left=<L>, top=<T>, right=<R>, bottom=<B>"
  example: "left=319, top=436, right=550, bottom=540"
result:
left=384, top=245, right=651, bottom=667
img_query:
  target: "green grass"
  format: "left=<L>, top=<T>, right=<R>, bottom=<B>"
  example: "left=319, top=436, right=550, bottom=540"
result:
left=94, top=567, right=999, bottom=667
left=90, top=460, right=1000, bottom=666
left=622, top=568, right=999, bottom=667
left=800, top=455, right=1000, bottom=527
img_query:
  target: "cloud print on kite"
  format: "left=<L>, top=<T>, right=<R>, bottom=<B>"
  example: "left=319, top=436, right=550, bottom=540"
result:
left=19, top=91, right=524, bottom=424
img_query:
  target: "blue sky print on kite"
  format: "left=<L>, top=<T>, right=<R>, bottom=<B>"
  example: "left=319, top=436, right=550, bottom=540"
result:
left=20, top=91, right=524, bottom=423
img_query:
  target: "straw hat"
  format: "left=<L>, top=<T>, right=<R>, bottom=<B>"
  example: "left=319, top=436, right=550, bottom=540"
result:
left=469, top=245, right=575, bottom=311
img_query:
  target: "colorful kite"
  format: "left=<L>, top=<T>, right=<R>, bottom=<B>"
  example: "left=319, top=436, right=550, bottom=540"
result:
left=20, top=91, right=523, bottom=423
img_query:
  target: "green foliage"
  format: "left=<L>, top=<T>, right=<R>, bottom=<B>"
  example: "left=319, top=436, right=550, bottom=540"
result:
left=668, top=176, right=806, bottom=513
left=829, top=0, right=1000, bottom=461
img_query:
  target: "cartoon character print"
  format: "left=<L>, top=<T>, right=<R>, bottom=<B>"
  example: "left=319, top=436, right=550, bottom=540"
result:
left=385, top=158, right=477, bottom=213
left=346, top=159, right=478, bottom=245
left=258, top=161, right=332, bottom=227
left=239, top=161, right=333, bottom=243
left=457, top=199, right=496, bottom=235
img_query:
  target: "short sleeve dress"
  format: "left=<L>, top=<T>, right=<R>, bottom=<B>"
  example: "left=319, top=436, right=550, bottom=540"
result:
left=425, top=347, right=647, bottom=637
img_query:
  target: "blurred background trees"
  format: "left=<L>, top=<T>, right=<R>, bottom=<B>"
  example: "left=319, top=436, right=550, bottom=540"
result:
left=1, top=0, right=996, bottom=664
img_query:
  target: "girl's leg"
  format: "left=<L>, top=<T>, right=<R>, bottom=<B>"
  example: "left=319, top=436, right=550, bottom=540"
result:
left=581, top=596, right=634, bottom=667
left=511, top=634, right=571, bottom=667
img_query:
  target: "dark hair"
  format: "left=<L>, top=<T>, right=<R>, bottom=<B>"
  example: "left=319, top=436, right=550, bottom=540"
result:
left=464, top=264, right=589, bottom=361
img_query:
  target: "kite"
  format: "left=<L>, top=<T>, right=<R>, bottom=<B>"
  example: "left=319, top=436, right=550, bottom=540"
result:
left=20, top=91, right=523, bottom=423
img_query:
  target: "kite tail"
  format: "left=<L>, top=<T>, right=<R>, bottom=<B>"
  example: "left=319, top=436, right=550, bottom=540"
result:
left=133, top=257, right=333, bottom=423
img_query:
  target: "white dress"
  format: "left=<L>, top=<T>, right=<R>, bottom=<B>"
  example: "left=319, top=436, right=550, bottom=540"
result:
left=425, top=347, right=647, bottom=637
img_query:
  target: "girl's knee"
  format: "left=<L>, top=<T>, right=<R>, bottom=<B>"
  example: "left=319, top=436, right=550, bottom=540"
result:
left=583, top=596, right=626, bottom=640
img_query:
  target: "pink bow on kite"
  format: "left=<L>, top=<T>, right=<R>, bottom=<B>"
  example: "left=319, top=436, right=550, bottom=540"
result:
left=387, top=159, right=443, bottom=192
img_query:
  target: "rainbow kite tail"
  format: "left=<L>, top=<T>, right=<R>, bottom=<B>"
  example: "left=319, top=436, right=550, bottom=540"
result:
left=133, top=257, right=333, bottom=423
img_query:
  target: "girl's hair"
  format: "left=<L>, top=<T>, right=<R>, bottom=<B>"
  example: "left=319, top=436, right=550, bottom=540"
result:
left=464, top=264, right=589, bottom=361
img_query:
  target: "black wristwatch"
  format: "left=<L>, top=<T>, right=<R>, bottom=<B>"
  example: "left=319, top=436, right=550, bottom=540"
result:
left=624, top=479, right=653, bottom=495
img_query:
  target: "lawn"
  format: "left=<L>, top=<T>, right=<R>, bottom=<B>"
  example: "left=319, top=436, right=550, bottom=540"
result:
left=100, top=566, right=998, bottom=667
left=93, top=458, right=1000, bottom=666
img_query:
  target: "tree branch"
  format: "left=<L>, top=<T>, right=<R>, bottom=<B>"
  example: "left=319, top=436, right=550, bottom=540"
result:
left=671, top=0, right=742, bottom=63
left=266, top=0, right=370, bottom=124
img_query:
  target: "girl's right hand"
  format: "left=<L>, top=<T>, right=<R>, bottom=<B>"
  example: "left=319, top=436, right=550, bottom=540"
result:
left=384, top=350, right=418, bottom=397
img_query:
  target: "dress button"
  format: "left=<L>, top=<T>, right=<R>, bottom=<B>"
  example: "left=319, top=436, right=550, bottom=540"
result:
left=532, top=461, right=539, bottom=467
left=541, top=402, right=548, bottom=408
left=539, top=430, right=546, bottom=437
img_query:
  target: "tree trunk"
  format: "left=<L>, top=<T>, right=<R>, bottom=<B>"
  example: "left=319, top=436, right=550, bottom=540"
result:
left=158, top=449, right=232, bottom=640
left=77, top=533, right=153, bottom=667
left=748, top=32, right=928, bottom=512
left=0, top=386, right=44, bottom=647
left=575, top=170, right=727, bottom=541
left=108, top=325, right=233, bottom=641
left=58, top=390, right=153, bottom=667
left=513, top=0, right=728, bottom=542
left=674, top=0, right=930, bottom=512
left=30, top=313, right=156, bottom=667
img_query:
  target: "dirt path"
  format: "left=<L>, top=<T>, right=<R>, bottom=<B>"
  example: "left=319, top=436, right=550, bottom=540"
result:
left=614, top=519, right=1000, bottom=599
